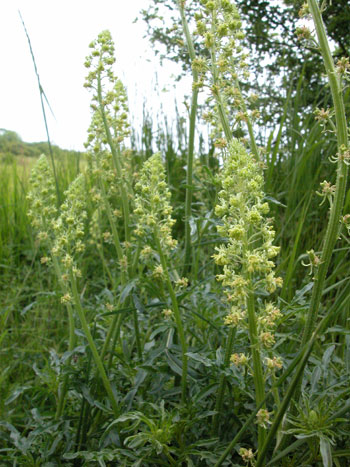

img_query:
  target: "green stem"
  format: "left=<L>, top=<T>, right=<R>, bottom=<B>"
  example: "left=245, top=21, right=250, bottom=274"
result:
left=154, top=231, right=188, bottom=402
left=107, top=313, right=123, bottom=370
left=96, top=243, right=114, bottom=286
left=98, top=177, right=125, bottom=270
left=101, top=298, right=121, bottom=360
left=133, top=307, right=143, bottom=360
left=97, top=174, right=134, bottom=366
left=301, top=0, right=349, bottom=353
left=53, top=256, right=76, bottom=419
left=212, top=327, right=236, bottom=435
left=69, top=269, right=120, bottom=417
left=246, top=290, right=266, bottom=448
left=183, top=87, right=198, bottom=274
left=177, top=1, right=199, bottom=275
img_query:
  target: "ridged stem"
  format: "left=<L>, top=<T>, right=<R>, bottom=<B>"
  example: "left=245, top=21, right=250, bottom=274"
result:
left=54, top=256, right=76, bottom=419
left=301, top=0, right=349, bottom=355
left=69, top=269, right=120, bottom=417
left=246, top=289, right=266, bottom=448
left=177, top=1, right=199, bottom=275
left=154, top=231, right=188, bottom=402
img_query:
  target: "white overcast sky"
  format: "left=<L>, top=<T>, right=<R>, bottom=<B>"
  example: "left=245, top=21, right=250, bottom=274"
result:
left=1, top=1, right=190, bottom=150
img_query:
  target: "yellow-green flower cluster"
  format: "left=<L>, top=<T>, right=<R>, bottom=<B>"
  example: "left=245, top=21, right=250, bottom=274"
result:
left=51, top=174, right=87, bottom=273
left=84, top=30, right=130, bottom=146
left=214, top=140, right=282, bottom=347
left=27, top=155, right=57, bottom=240
left=192, top=0, right=254, bottom=134
left=84, top=31, right=131, bottom=207
left=134, top=153, right=177, bottom=251
left=28, top=157, right=87, bottom=278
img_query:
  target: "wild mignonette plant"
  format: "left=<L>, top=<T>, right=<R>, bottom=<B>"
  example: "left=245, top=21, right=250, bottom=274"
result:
left=178, top=0, right=260, bottom=154
left=84, top=29, right=132, bottom=250
left=212, top=139, right=282, bottom=449
left=83, top=31, right=139, bottom=368
left=134, top=153, right=189, bottom=402
left=27, top=156, right=120, bottom=419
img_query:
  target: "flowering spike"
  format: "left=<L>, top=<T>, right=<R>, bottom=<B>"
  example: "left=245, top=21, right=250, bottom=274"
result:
left=214, top=139, right=282, bottom=356
left=27, top=154, right=58, bottom=239
left=134, top=153, right=177, bottom=252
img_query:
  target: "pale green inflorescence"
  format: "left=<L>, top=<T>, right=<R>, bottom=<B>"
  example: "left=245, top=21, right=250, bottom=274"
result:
left=192, top=0, right=259, bottom=141
left=134, top=153, right=177, bottom=253
left=27, top=154, right=58, bottom=243
left=214, top=140, right=283, bottom=354
left=27, top=156, right=87, bottom=285
left=51, top=174, right=87, bottom=275
left=84, top=30, right=131, bottom=199
left=84, top=30, right=130, bottom=148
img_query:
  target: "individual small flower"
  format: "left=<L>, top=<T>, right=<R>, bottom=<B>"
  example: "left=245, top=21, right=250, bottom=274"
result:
left=256, top=408, right=271, bottom=428
left=336, top=57, right=350, bottom=75
left=37, top=231, right=49, bottom=242
left=62, top=254, right=73, bottom=269
left=103, top=231, right=112, bottom=243
left=302, top=249, right=321, bottom=276
left=162, top=308, right=173, bottom=318
left=316, top=180, right=336, bottom=206
left=296, top=26, right=312, bottom=41
left=119, top=255, right=128, bottom=272
left=152, top=265, right=164, bottom=279
left=265, top=303, right=282, bottom=321
left=265, top=356, right=283, bottom=371
left=175, top=277, right=189, bottom=289
left=72, top=267, right=82, bottom=278
left=239, top=447, right=254, bottom=463
left=230, top=353, right=249, bottom=366
left=224, top=306, right=243, bottom=326
left=260, top=331, right=275, bottom=348
left=140, top=245, right=153, bottom=259
left=298, top=2, right=309, bottom=17
left=266, top=274, right=283, bottom=293
left=61, top=293, right=72, bottom=304
left=314, top=107, right=332, bottom=125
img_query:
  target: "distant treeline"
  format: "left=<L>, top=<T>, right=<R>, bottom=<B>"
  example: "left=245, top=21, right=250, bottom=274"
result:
left=0, top=129, right=83, bottom=162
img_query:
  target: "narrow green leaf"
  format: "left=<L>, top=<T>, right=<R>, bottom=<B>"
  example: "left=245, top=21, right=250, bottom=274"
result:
left=320, top=438, right=332, bottom=467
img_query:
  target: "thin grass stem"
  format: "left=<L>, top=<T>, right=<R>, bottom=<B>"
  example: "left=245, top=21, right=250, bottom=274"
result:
left=19, top=11, right=60, bottom=205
